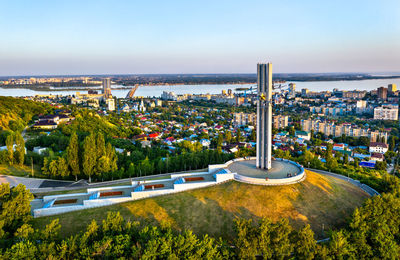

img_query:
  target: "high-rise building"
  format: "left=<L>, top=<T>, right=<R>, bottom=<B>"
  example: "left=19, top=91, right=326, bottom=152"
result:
left=105, top=98, right=115, bottom=111
left=288, top=83, right=296, bottom=98
left=102, top=78, right=112, bottom=99
left=388, top=84, right=397, bottom=93
left=301, top=88, right=309, bottom=97
left=356, top=100, right=367, bottom=114
left=256, top=63, right=273, bottom=170
left=273, top=115, right=289, bottom=129
left=377, top=86, right=388, bottom=100
left=233, top=112, right=257, bottom=126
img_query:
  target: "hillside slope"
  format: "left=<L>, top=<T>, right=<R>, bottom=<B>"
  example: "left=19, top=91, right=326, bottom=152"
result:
left=33, top=170, right=369, bottom=239
left=0, top=96, right=52, bottom=132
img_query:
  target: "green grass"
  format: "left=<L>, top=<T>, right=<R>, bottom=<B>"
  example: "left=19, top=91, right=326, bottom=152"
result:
left=0, top=164, right=43, bottom=177
left=32, top=170, right=369, bottom=240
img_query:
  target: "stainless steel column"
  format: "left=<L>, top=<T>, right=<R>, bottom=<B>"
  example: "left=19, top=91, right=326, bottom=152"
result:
left=256, top=63, right=272, bottom=169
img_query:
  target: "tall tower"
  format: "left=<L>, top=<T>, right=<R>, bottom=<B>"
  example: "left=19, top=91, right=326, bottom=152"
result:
left=102, top=78, right=112, bottom=98
left=256, top=63, right=273, bottom=169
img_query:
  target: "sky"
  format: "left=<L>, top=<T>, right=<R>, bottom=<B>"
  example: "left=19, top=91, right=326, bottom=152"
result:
left=0, top=0, right=399, bottom=76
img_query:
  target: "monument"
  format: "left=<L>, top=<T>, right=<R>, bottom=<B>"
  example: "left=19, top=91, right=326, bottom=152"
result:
left=256, top=63, right=273, bottom=169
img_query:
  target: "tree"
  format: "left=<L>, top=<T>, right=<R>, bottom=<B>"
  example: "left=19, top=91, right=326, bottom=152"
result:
left=225, top=131, right=232, bottom=144
left=95, top=133, right=106, bottom=173
left=216, top=134, right=223, bottom=148
left=328, top=230, right=354, bottom=259
left=326, top=156, right=338, bottom=171
left=106, top=143, right=117, bottom=173
left=250, top=129, right=256, bottom=142
left=292, top=225, right=316, bottom=259
left=66, top=132, right=80, bottom=181
left=234, top=219, right=257, bottom=259
left=0, top=184, right=33, bottom=239
left=58, top=157, right=70, bottom=178
left=269, top=219, right=293, bottom=259
left=49, top=159, right=58, bottom=177
left=14, top=132, right=25, bottom=165
left=343, top=153, right=349, bottom=165
left=5, top=134, right=14, bottom=165
left=389, top=136, right=397, bottom=151
left=83, top=133, right=97, bottom=182
left=236, top=129, right=241, bottom=143
left=375, top=161, right=386, bottom=171
left=289, top=126, right=295, bottom=136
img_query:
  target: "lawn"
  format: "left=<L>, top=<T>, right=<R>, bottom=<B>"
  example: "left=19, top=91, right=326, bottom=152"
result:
left=0, top=164, right=43, bottom=177
left=32, top=170, right=369, bottom=240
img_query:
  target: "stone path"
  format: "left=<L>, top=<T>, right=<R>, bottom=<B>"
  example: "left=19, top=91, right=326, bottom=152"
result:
left=0, top=175, right=44, bottom=189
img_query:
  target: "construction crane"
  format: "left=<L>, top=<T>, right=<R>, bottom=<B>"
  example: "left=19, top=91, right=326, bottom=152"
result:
left=235, top=83, right=291, bottom=98
left=235, top=86, right=257, bottom=97
left=125, top=85, right=139, bottom=99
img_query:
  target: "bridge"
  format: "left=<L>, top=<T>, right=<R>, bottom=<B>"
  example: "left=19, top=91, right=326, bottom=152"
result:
left=125, top=85, right=139, bottom=98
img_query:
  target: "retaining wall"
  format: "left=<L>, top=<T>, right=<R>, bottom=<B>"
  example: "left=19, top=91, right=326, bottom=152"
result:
left=32, top=158, right=305, bottom=217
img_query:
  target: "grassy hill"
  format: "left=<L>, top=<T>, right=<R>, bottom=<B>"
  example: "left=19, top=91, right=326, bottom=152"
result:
left=0, top=96, right=52, bottom=132
left=32, top=170, right=369, bottom=239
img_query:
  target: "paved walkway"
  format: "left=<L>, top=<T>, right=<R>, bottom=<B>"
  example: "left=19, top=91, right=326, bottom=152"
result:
left=0, top=175, right=44, bottom=189
left=228, top=159, right=300, bottom=179
left=1, top=167, right=381, bottom=197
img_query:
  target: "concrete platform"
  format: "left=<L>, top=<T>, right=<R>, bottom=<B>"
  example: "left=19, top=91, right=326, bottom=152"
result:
left=228, top=159, right=301, bottom=179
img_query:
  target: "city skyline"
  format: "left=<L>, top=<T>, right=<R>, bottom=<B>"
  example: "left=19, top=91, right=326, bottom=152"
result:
left=0, top=0, right=399, bottom=76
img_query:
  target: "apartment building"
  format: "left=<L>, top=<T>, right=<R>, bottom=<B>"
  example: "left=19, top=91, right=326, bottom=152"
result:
left=301, top=119, right=388, bottom=142
left=373, top=105, right=398, bottom=120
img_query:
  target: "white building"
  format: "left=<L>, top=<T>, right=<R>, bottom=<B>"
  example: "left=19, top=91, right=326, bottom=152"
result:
left=369, top=142, right=388, bottom=154
left=33, top=146, right=48, bottom=155
left=374, top=105, right=398, bottom=120
left=356, top=100, right=367, bottom=114
left=161, top=91, right=177, bottom=101
left=106, top=98, right=115, bottom=111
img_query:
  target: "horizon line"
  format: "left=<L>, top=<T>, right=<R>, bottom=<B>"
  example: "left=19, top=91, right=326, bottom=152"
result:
left=2, top=71, right=400, bottom=78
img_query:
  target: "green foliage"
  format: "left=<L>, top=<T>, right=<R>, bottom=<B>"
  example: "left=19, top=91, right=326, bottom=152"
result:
left=59, top=110, right=126, bottom=137
left=5, top=135, right=13, bottom=165
left=0, top=181, right=400, bottom=259
left=0, top=184, right=33, bottom=240
left=83, top=133, right=97, bottom=182
left=25, top=131, right=70, bottom=152
left=14, top=133, right=25, bottom=166
left=66, top=132, right=80, bottom=181
left=41, top=156, right=70, bottom=178
left=0, top=96, right=52, bottom=131
left=349, top=194, right=400, bottom=258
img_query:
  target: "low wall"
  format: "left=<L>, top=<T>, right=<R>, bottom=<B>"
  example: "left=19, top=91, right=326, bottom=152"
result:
left=83, top=197, right=134, bottom=207
left=173, top=181, right=217, bottom=191
left=215, top=173, right=235, bottom=183
left=32, top=159, right=306, bottom=218
left=130, top=188, right=176, bottom=200
left=87, top=185, right=132, bottom=193
left=171, top=171, right=209, bottom=178
left=42, top=192, right=88, bottom=202
left=208, top=164, right=228, bottom=172
left=234, top=171, right=305, bottom=186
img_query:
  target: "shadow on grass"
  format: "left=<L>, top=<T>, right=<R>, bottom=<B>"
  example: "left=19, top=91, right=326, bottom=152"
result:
left=32, top=171, right=368, bottom=241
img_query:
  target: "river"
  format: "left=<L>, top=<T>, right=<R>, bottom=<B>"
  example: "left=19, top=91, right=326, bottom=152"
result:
left=1, top=78, right=399, bottom=98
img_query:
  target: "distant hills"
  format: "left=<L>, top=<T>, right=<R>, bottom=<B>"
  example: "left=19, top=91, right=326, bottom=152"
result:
left=2, top=73, right=400, bottom=86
